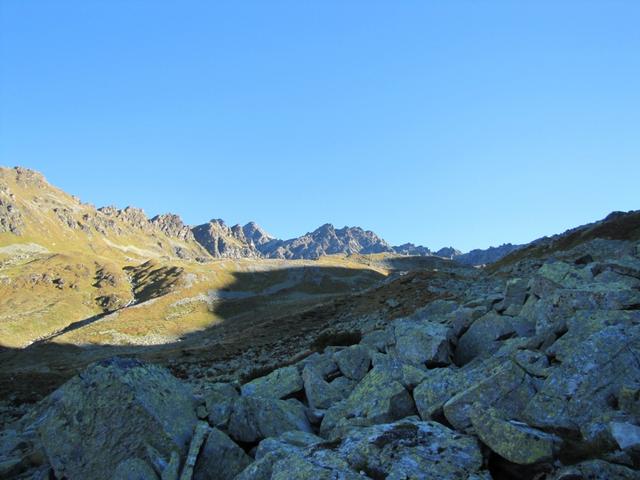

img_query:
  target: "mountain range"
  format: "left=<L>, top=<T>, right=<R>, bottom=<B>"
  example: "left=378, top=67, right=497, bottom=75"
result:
left=0, top=166, right=521, bottom=266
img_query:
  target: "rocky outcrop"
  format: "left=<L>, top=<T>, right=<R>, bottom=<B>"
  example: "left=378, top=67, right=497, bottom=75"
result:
left=150, top=213, right=195, bottom=242
left=192, top=219, right=262, bottom=258
left=0, top=197, right=24, bottom=235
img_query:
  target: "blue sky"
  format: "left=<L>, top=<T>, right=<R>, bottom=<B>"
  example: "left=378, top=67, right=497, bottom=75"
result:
left=1, top=1, right=638, bottom=251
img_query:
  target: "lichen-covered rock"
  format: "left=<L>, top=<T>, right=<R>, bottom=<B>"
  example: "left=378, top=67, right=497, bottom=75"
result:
left=552, top=459, right=640, bottom=479
left=203, top=383, right=238, bottom=428
left=455, top=312, right=534, bottom=365
left=227, top=396, right=312, bottom=443
left=524, top=324, right=640, bottom=432
left=320, top=367, right=416, bottom=439
left=388, top=318, right=453, bottom=367
left=333, top=345, right=371, bottom=380
left=240, top=366, right=303, bottom=399
left=370, top=352, right=428, bottom=389
left=113, top=458, right=159, bottom=480
left=193, top=427, right=252, bottom=480
left=444, top=360, right=535, bottom=431
left=336, top=417, right=485, bottom=479
left=413, top=366, right=483, bottom=420
left=35, top=358, right=197, bottom=480
left=255, top=431, right=324, bottom=460
left=302, top=366, right=345, bottom=410
left=470, top=407, right=560, bottom=465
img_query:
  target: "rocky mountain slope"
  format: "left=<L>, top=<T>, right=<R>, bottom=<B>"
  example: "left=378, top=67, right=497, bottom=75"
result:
left=1, top=206, right=639, bottom=479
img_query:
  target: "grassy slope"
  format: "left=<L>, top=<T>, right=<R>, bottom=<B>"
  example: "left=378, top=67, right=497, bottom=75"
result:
left=0, top=167, right=390, bottom=348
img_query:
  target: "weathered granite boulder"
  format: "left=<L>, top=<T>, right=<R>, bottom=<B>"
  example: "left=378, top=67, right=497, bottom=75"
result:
left=335, top=417, right=486, bottom=479
left=470, top=407, right=560, bottom=465
left=524, top=325, right=640, bottom=433
left=455, top=311, right=534, bottom=365
left=370, top=353, right=429, bottom=389
left=302, top=366, right=345, bottom=410
left=387, top=318, right=453, bottom=367
left=240, top=366, right=303, bottom=399
left=320, top=367, right=416, bottom=439
left=413, top=365, right=486, bottom=421
left=235, top=435, right=357, bottom=480
left=193, top=427, right=252, bottom=480
left=227, top=396, right=313, bottom=443
left=333, top=345, right=371, bottom=380
left=255, top=431, right=324, bottom=460
left=203, top=383, right=238, bottom=428
left=444, top=360, right=536, bottom=431
left=35, top=358, right=198, bottom=480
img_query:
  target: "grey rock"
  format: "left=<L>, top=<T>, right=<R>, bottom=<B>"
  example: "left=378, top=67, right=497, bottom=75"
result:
left=609, top=422, right=640, bottom=451
left=227, top=396, right=313, bottom=443
left=444, top=360, right=536, bottom=431
left=203, top=383, right=238, bottom=428
left=320, top=367, right=416, bottom=439
left=193, top=428, right=252, bottom=480
left=388, top=318, right=453, bottom=367
left=333, top=345, right=371, bottom=380
left=470, top=407, right=560, bottom=465
left=524, top=325, right=640, bottom=432
left=455, top=311, right=534, bottom=365
left=35, top=358, right=197, bottom=480
left=302, top=366, right=344, bottom=410
left=240, top=366, right=303, bottom=399
left=336, top=417, right=484, bottom=479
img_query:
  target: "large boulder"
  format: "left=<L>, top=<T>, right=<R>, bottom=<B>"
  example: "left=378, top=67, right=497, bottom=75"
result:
left=240, top=366, right=303, bottom=399
left=333, top=345, right=371, bottom=380
left=443, top=360, right=536, bottom=431
left=455, top=312, right=534, bottom=365
left=524, top=325, right=640, bottom=433
left=203, top=383, right=238, bottom=428
left=227, top=396, right=313, bottom=443
left=413, top=365, right=485, bottom=421
left=336, top=417, right=485, bottom=479
left=470, top=407, right=560, bottom=465
left=193, top=428, right=252, bottom=480
left=302, top=365, right=345, bottom=410
left=235, top=432, right=355, bottom=480
left=34, top=358, right=198, bottom=480
left=320, top=367, right=416, bottom=439
left=387, top=318, right=453, bottom=368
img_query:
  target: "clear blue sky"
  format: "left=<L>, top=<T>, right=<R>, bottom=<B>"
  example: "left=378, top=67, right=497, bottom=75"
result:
left=1, top=1, right=638, bottom=251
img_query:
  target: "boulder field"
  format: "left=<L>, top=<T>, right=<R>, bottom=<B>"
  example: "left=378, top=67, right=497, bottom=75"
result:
left=2, top=237, right=640, bottom=479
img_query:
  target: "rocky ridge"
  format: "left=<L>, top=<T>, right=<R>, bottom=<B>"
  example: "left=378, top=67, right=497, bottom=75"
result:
left=2, top=210, right=640, bottom=479
left=1, top=166, right=518, bottom=265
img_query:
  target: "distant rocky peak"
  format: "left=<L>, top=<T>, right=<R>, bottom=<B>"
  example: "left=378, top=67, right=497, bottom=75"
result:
left=435, top=247, right=463, bottom=258
left=242, top=221, right=275, bottom=246
left=150, top=213, right=194, bottom=241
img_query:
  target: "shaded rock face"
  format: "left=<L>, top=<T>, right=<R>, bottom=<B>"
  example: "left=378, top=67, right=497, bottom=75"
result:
left=35, top=358, right=198, bottom=480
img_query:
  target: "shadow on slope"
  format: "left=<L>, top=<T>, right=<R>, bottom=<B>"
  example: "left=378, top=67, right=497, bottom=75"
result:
left=0, top=263, right=398, bottom=409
